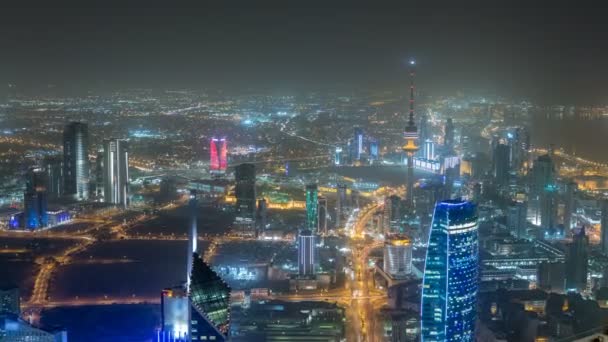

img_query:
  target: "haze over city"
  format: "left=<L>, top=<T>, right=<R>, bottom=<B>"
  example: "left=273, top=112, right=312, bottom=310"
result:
left=1, top=3, right=608, bottom=342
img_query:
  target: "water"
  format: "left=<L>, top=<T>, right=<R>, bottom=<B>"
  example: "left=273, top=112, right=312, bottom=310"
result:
left=530, top=116, right=608, bottom=163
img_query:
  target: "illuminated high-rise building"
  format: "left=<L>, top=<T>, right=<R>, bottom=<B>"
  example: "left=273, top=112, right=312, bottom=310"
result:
left=566, top=227, right=588, bottom=292
left=507, top=200, right=528, bottom=239
left=334, top=147, right=343, bottom=166
left=354, top=127, right=364, bottom=161
left=422, top=200, right=478, bottom=342
left=43, top=156, right=63, bottom=199
left=402, top=59, right=419, bottom=205
left=532, top=154, right=555, bottom=195
left=317, top=196, right=328, bottom=234
left=423, top=139, right=435, bottom=161
left=189, top=253, right=231, bottom=341
left=235, top=163, right=256, bottom=221
left=63, top=122, right=90, bottom=200
left=305, top=184, right=319, bottom=232
left=102, top=139, right=129, bottom=208
left=298, top=229, right=316, bottom=276
left=540, top=184, right=558, bottom=234
left=383, top=234, right=412, bottom=279
left=601, top=199, right=608, bottom=255
left=563, top=181, right=577, bottom=230
left=210, top=137, right=228, bottom=174
left=160, top=286, right=189, bottom=340
left=335, top=183, right=347, bottom=228
left=187, top=190, right=198, bottom=288
left=24, top=167, right=48, bottom=229
left=369, top=138, right=379, bottom=162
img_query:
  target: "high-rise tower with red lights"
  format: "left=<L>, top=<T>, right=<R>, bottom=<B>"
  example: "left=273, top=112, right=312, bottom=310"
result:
left=402, top=59, right=419, bottom=205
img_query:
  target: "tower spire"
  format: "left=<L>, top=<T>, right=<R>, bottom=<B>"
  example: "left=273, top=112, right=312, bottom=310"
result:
left=402, top=58, right=419, bottom=206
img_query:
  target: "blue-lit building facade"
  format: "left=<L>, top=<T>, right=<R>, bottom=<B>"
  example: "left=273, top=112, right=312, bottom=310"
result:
left=421, top=200, right=479, bottom=342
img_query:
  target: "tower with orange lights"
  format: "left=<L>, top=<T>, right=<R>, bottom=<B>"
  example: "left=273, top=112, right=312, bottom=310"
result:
left=402, top=59, right=419, bottom=205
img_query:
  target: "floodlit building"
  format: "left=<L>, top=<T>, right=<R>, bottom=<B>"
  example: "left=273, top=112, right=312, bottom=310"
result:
left=63, top=122, right=90, bottom=200
left=298, top=229, right=316, bottom=276
left=421, top=200, right=479, bottom=342
left=383, top=234, right=413, bottom=279
left=306, top=184, right=318, bottom=232
left=102, top=139, right=129, bottom=208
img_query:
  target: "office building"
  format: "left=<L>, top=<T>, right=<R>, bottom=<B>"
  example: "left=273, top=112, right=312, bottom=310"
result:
left=94, top=148, right=104, bottom=200
left=335, top=183, right=347, bottom=228
left=24, top=167, right=48, bottom=229
left=235, top=163, right=256, bottom=220
left=43, top=156, right=63, bottom=199
left=423, top=139, right=435, bottom=161
left=0, top=314, right=67, bottom=342
left=317, top=196, right=328, bottom=234
left=306, top=184, right=318, bottom=231
left=563, top=181, right=577, bottom=230
left=189, top=253, right=231, bottom=341
left=444, top=118, right=454, bottom=150
left=187, top=190, right=198, bottom=289
left=422, top=200, right=479, bottom=342
left=0, top=286, right=19, bottom=315
left=63, top=122, right=90, bottom=200
left=507, top=201, right=528, bottom=239
left=493, top=143, right=510, bottom=186
left=566, top=227, right=589, bottom=292
left=210, top=137, right=228, bottom=174
left=334, top=147, right=343, bottom=166
left=532, top=154, right=555, bottom=196
left=256, top=198, right=268, bottom=231
left=540, top=185, right=558, bottom=234
left=383, top=234, right=413, bottom=279
left=160, top=286, right=189, bottom=340
left=354, top=127, right=364, bottom=161
left=102, top=139, right=129, bottom=208
left=369, top=138, right=379, bottom=161
left=601, top=200, right=608, bottom=255
left=298, top=229, right=316, bottom=276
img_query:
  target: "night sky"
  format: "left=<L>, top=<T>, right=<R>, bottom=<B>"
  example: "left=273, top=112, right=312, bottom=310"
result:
left=1, top=3, right=607, bottom=103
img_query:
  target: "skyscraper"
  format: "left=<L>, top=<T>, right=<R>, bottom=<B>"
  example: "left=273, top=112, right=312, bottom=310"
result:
left=402, top=59, right=419, bottom=205
left=335, top=183, right=347, bottom=228
left=189, top=253, right=231, bottom=341
left=43, top=156, right=63, bottom=199
left=383, top=234, right=412, bottom=279
left=493, top=143, right=510, bottom=186
left=563, top=181, right=577, bottom=230
left=540, top=184, right=558, bottom=234
left=210, top=137, right=228, bottom=174
left=444, top=118, right=454, bottom=150
left=235, top=163, right=256, bottom=220
left=298, top=229, right=316, bottom=276
left=566, top=227, right=589, bottom=292
left=63, top=122, right=90, bottom=200
left=507, top=200, right=528, bottom=239
left=317, top=196, right=328, bottom=234
left=354, top=127, right=364, bottom=161
left=422, top=200, right=479, bottom=342
left=103, top=139, right=129, bottom=208
left=256, top=198, right=268, bottom=231
left=187, top=190, right=198, bottom=288
left=24, top=167, right=48, bottom=229
left=334, top=147, right=343, bottom=166
left=532, top=154, right=555, bottom=196
left=306, top=184, right=319, bottom=232
left=160, top=286, right=189, bottom=340
left=423, top=139, right=435, bottom=161
left=601, top=200, right=608, bottom=255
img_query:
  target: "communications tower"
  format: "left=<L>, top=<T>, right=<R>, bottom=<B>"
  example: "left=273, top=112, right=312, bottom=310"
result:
left=402, top=59, right=419, bottom=205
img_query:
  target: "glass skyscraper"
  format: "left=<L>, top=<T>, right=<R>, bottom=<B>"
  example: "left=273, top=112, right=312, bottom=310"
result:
left=421, top=200, right=479, bottom=342
left=103, top=139, right=129, bottom=208
left=63, top=122, right=90, bottom=200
